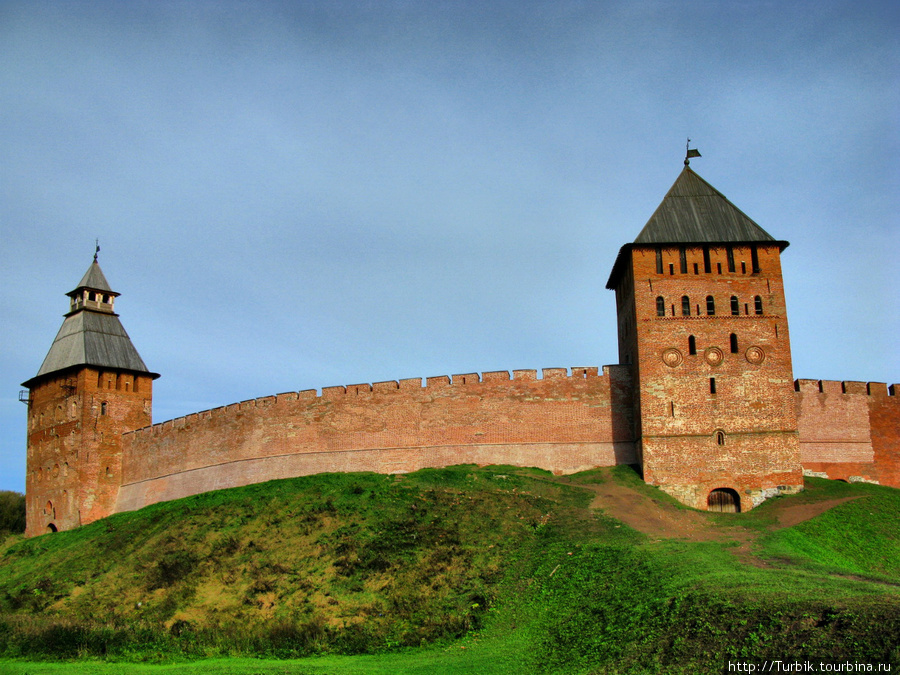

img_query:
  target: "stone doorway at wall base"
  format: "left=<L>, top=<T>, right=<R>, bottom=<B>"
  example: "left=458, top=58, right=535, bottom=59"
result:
left=707, top=488, right=741, bottom=513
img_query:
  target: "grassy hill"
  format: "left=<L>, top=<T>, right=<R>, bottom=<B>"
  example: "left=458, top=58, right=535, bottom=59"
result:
left=0, top=465, right=898, bottom=674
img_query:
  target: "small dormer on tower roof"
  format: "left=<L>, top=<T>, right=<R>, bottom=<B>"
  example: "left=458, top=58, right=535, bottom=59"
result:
left=22, top=257, right=158, bottom=388
left=67, top=260, right=120, bottom=315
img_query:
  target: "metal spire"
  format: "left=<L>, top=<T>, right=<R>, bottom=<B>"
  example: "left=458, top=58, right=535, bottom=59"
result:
left=94, top=239, right=100, bottom=262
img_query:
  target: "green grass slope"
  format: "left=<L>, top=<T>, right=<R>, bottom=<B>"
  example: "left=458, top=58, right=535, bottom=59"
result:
left=0, top=466, right=898, bottom=674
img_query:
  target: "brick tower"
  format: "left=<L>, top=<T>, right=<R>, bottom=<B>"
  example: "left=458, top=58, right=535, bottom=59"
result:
left=22, top=254, right=158, bottom=536
left=606, top=161, right=803, bottom=511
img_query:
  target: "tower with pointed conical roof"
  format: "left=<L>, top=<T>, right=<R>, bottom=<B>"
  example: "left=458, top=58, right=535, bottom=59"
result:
left=22, top=256, right=159, bottom=536
left=607, top=164, right=803, bottom=511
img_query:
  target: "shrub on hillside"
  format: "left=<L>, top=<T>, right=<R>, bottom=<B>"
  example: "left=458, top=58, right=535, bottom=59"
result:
left=0, top=492, right=25, bottom=534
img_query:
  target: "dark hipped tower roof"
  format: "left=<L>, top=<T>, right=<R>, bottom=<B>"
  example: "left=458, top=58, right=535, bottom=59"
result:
left=22, top=259, right=159, bottom=388
left=606, top=166, right=788, bottom=289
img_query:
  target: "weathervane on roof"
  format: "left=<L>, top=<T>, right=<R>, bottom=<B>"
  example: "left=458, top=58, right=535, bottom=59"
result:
left=685, top=138, right=701, bottom=166
left=94, top=239, right=100, bottom=263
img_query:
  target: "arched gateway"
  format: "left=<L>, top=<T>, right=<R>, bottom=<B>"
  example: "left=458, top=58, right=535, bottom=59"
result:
left=707, top=488, right=741, bottom=513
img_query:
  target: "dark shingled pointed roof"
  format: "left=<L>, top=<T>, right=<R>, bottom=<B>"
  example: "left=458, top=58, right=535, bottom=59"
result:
left=22, top=261, right=158, bottom=387
left=633, top=167, right=778, bottom=245
left=606, top=167, right=788, bottom=289
left=72, top=260, right=116, bottom=296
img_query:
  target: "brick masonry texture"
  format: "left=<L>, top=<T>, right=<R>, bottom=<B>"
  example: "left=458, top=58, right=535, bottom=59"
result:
left=616, top=244, right=807, bottom=510
left=25, top=368, right=153, bottom=537
left=116, top=366, right=635, bottom=513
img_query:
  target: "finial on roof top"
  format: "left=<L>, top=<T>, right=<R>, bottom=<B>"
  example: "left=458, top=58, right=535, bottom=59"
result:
left=94, top=239, right=100, bottom=263
left=685, top=138, right=701, bottom=166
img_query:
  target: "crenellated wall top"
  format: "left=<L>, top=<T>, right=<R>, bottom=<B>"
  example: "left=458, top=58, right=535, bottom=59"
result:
left=795, top=379, right=898, bottom=397
left=124, top=364, right=629, bottom=438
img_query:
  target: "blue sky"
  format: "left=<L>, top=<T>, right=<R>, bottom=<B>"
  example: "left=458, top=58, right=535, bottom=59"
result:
left=2, top=1, right=898, bottom=493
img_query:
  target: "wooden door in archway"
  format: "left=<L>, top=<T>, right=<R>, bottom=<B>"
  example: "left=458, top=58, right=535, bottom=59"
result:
left=707, top=488, right=740, bottom=513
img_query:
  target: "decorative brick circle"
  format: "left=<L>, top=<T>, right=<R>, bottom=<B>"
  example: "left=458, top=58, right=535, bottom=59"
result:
left=661, top=347, right=683, bottom=367
left=745, top=346, right=766, bottom=364
left=704, top=347, right=724, bottom=366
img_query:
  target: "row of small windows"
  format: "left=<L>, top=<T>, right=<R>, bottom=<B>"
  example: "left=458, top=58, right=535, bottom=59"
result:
left=655, top=245, right=761, bottom=275
left=686, top=333, right=741, bottom=356
left=32, top=400, right=109, bottom=430
left=656, top=295, right=763, bottom=317
left=97, top=372, right=138, bottom=392
left=72, top=291, right=113, bottom=307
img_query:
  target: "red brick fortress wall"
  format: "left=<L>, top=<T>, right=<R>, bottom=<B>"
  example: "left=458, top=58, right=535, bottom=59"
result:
left=116, top=365, right=635, bottom=514
left=796, top=380, right=900, bottom=487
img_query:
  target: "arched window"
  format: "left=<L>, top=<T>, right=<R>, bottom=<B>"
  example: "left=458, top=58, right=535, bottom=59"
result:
left=730, top=333, right=738, bottom=354
left=656, top=296, right=665, bottom=317
left=688, top=335, right=697, bottom=355
left=730, top=296, right=739, bottom=316
left=715, top=430, right=726, bottom=446
left=706, top=295, right=715, bottom=315
left=754, top=296, right=763, bottom=315
left=681, top=296, right=691, bottom=316
left=100, top=402, right=108, bottom=416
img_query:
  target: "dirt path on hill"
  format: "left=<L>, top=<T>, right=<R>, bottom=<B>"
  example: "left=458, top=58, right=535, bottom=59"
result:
left=772, top=496, right=860, bottom=528
left=578, top=480, right=862, bottom=566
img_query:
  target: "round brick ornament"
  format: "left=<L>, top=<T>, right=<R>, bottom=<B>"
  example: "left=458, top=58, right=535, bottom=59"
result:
left=704, top=347, right=724, bottom=366
left=661, top=347, right=683, bottom=367
left=745, top=346, right=766, bottom=364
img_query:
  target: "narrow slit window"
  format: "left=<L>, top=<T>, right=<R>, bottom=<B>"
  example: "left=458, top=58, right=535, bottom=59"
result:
left=716, top=431, right=726, bottom=446
left=688, top=335, right=697, bottom=355
left=730, top=333, right=738, bottom=353
left=655, top=247, right=663, bottom=274
left=693, top=262, right=699, bottom=274
left=100, top=402, right=108, bottom=416
left=681, top=296, right=691, bottom=316
left=754, top=296, right=763, bottom=315
left=679, top=247, right=687, bottom=273
left=669, top=263, right=674, bottom=276
left=706, top=295, right=716, bottom=315
left=726, top=247, right=736, bottom=273
left=656, top=296, right=665, bottom=317
left=703, top=246, right=711, bottom=273
left=717, top=262, right=722, bottom=274
left=709, top=377, right=717, bottom=395
left=730, top=296, right=739, bottom=316
left=751, top=245, right=760, bottom=273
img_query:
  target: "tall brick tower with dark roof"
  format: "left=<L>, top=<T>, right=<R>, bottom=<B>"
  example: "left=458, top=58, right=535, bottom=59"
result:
left=607, top=163, right=804, bottom=511
left=21, top=256, right=158, bottom=535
